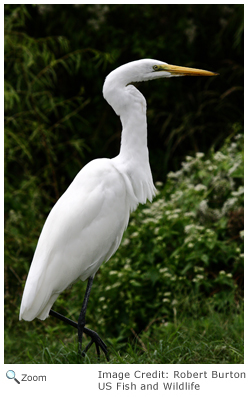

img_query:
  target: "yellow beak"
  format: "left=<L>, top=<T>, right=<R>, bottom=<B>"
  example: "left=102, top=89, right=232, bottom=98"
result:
left=161, top=64, right=218, bottom=76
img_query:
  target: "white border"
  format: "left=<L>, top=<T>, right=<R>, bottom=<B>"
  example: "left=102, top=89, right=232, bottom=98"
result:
left=3, top=2, right=249, bottom=395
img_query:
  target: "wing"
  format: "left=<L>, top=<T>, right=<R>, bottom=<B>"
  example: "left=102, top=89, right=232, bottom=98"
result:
left=20, top=158, right=134, bottom=321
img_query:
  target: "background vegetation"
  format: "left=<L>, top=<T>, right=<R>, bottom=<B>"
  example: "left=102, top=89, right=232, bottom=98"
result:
left=5, top=4, right=243, bottom=364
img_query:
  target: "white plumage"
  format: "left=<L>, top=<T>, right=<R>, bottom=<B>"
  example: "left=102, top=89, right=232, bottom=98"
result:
left=20, top=159, right=138, bottom=320
left=19, top=59, right=216, bottom=358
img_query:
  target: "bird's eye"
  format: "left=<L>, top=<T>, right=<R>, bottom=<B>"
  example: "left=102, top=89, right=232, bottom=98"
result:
left=153, top=65, right=159, bottom=71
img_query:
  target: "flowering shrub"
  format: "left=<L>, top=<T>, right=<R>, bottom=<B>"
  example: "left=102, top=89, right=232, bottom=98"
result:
left=83, top=132, right=243, bottom=339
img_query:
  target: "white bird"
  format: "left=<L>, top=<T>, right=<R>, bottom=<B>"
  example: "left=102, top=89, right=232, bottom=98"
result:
left=19, top=59, right=217, bottom=360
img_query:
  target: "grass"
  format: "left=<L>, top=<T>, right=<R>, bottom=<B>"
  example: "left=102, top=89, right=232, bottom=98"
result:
left=5, top=300, right=243, bottom=364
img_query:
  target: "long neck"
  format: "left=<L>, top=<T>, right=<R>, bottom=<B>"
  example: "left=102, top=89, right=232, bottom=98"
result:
left=119, top=86, right=148, bottom=161
left=103, top=77, right=156, bottom=204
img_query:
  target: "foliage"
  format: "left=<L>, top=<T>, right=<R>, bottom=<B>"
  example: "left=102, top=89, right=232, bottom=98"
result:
left=5, top=4, right=244, bottom=179
left=4, top=5, right=110, bottom=308
left=5, top=300, right=243, bottom=364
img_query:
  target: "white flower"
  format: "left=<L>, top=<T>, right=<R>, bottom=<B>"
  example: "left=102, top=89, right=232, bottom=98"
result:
left=194, top=184, right=207, bottom=191
left=196, top=152, right=205, bottom=158
left=222, top=197, right=237, bottom=214
left=194, top=266, right=204, bottom=272
left=142, top=208, right=152, bottom=215
left=206, top=228, right=215, bottom=236
left=142, top=217, right=158, bottom=224
left=159, top=267, right=169, bottom=273
left=122, top=238, right=130, bottom=246
left=167, top=171, right=178, bottom=178
left=167, top=213, right=179, bottom=220
left=170, top=190, right=183, bottom=200
left=131, top=232, right=139, bottom=238
left=228, top=161, right=241, bottom=175
left=163, top=272, right=172, bottom=278
left=232, top=186, right=244, bottom=196
left=214, top=151, right=227, bottom=161
left=193, top=275, right=204, bottom=282
left=181, top=161, right=191, bottom=171
left=162, top=298, right=170, bottom=303
left=199, top=200, right=209, bottom=214
left=185, top=224, right=194, bottom=233
left=184, top=211, right=195, bottom=218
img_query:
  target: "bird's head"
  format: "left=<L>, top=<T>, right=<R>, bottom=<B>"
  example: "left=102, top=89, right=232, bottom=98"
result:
left=104, top=58, right=218, bottom=88
left=103, top=59, right=218, bottom=115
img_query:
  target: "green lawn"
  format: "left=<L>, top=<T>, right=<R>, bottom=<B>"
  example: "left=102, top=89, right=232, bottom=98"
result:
left=5, top=300, right=243, bottom=364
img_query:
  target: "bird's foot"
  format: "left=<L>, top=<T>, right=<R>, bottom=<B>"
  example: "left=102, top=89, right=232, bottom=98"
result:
left=79, top=326, right=109, bottom=362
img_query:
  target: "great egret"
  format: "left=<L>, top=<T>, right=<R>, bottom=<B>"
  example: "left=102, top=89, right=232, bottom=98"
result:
left=19, top=59, right=217, bottom=361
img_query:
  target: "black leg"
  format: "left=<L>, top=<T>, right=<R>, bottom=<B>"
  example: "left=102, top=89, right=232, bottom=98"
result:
left=77, top=276, right=109, bottom=361
left=49, top=309, right=78, bottom=329
left=49, top=276, right=109, bottom=361
left=77, top=276, right=94, bottom=349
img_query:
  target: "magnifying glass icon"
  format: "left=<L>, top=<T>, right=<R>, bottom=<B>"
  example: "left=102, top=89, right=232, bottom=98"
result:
left=6, top=370, right=20, bottom=384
